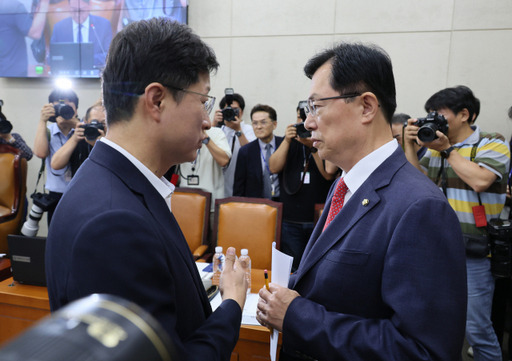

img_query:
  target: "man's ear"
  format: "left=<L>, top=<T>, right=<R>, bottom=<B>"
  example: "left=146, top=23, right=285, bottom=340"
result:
left=143, top=82, right=166, bottom=121
left=361, top=92, right=379, bottom=124
left=459, top=108, right=470, bottom=123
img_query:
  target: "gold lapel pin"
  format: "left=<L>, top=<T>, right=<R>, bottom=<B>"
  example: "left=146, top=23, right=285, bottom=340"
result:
left=362, top=199, right=370, bottom=206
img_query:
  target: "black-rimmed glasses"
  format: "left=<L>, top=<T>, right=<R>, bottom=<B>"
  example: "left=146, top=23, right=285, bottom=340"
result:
left=163, top=84, right=216, bottom=115
left=305, top=92, right=361, bottom=117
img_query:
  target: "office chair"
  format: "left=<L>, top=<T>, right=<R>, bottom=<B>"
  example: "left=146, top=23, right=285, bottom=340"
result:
left=0, top=145, right=27, bottom=254
left=171, top=187, right=211, bottom=261
left=212, top=197, right=283, bottom=270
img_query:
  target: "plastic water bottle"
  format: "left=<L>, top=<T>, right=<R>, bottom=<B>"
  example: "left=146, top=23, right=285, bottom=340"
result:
left=239, top=249, right=251, bottom=294
left=212, top=246, right=224, bottom=286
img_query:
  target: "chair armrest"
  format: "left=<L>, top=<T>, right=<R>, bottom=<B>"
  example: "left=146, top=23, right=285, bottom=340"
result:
left=192, top=244, right=209, bottom=260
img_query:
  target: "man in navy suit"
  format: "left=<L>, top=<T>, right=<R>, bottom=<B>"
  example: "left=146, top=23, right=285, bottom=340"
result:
left=233, top=104, right=283, bottom=200
left=50, top=0, right=112, bottom=68
left=256, top=43, right=467, bottom=360
left=46, top=18, right=247, bottom=361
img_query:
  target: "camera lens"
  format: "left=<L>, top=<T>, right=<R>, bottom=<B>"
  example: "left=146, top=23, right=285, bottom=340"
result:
left=417, top=123, right=438, bottom=142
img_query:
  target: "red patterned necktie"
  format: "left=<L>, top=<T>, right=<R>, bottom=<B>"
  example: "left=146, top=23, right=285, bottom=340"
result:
left=323, top=178, right=348, bottom=231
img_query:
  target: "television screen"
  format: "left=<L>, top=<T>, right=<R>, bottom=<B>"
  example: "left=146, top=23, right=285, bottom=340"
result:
left=0, top=0, right=188, bottom=78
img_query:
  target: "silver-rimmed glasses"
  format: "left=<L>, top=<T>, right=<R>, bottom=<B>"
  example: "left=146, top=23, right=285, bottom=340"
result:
left=304, top=92, right=361, bottom=117
left=163, top=84, right=216, bottom=115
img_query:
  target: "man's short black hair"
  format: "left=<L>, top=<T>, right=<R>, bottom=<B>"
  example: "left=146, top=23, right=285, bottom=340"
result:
left=251, top=104, right=277, bottom=122
left=424, top=85, right=480, bottom=125
left=219, top=93, right=245, bottom=111
left=304, top=42, right=397, bottom=124
left=102, top=18, right=219, bottom=125
left=49, top=89, right=79, bottom=109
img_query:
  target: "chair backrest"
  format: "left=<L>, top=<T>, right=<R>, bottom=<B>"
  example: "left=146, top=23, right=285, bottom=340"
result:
left=171, top=187, right=211, bottom=253
left=0, top=145, right=27, bottom=253
left=213, top=197, right=282, bottom=270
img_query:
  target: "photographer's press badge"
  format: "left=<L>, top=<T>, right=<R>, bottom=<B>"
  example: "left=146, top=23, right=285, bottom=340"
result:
left=472, top=205, right=487, bottom=228
left=187, top=175, right=199, bottom=186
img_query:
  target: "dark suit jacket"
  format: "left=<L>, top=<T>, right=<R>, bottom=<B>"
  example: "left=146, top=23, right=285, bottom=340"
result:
left=280, top=148, right=467, bottom=361
left=233, top=136, right=283, bottom=198
left=50, top=15, right=112, bottom=66
left=46, top=141, right=242, bottom=361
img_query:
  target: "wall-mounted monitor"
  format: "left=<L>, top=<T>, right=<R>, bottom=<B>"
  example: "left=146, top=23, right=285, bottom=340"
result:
left=0, top=0, right=188, bottom=78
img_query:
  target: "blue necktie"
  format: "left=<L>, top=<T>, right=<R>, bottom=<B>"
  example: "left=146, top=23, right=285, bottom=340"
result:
left=263, top=144, right=272, bottom=199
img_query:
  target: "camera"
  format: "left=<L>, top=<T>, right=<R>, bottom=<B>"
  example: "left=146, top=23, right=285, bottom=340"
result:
left=80, top=120, right=105, bottom=141
left=221, top=88, right=239, bottom=122
left=0, top=99, right=13, bottom=134
left=21, top=193, right=60, bottom=237
left=413, top=111, right=448, bottom=142
left=49, top=100, right=75, bottom=123
left=293, top=123, right=311, bottom=139
left=487, top=218, right=512, bottom=278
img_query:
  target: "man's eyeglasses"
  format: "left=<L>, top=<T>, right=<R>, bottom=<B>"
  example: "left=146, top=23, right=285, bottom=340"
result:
left=163, top=84, right=216, bottom=115
left=251, top=120, right=271, bottom=127
left=305, top=92, right=361, bottom=117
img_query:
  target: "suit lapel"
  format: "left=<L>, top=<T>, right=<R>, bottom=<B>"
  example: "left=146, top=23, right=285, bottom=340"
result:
left=90, top=143, right=211, bottom=314
left=292, top=149, right=407, bottom=288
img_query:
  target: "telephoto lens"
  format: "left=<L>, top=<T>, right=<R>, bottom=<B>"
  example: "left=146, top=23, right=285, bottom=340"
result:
left=20, top=204, right=44, bottom=237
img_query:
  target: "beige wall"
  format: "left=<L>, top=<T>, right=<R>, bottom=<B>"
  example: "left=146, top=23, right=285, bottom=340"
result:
left=1, top=0, right=512, bottom=235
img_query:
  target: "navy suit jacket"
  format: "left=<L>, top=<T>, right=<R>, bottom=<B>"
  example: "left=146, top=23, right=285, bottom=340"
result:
left=280, top=148, right=467, bottom=361
left=50, top=15, right=112, bottom=66
left=46, top=142, right=242, bottom=361
left=233, top=136, right=283, bottom=198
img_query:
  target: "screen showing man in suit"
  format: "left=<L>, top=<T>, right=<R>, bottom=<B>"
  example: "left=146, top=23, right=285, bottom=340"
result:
left=50, top=0, right=112, bottom=75
left=45, top=18, right=247, bottom=361
left=256, top=43, right=468, bottom=360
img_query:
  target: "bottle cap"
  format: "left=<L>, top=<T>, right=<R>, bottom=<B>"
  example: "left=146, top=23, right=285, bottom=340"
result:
left=215, top=246, right=223, bottom=253
left=241, top=249, right=248, bottom=256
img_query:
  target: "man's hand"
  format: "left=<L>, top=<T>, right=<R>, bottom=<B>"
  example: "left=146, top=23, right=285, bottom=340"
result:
left=284, top=123, right=298, bottom=142
left=220, top=247, right=247, bottom=311
left=40, top=103, right=55, bottom=123
left=256, top=283, right=300, bottom=332
left=212, top=109, right=224, bottom=127
left=72, top=123, right=86, bottom=143
left=224, top=114, right=243, bottom=131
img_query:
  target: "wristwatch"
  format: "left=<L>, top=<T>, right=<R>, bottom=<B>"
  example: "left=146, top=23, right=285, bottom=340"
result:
left=202, top=137, right=210, bottom=145
left=234, top=131, right=242, bottom=137
left=441, top=146, right=455, bottom=158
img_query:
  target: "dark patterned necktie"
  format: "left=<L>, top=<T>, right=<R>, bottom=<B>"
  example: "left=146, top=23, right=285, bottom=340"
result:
left=262, top=143, right=272, bottom=199
left=323, top=178, right=348, bottom=231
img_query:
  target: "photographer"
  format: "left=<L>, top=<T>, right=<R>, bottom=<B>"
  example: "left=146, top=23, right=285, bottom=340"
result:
left=212, top=91, right=256, bottom=197
left=51, top=101, right=105, bottom=176
left=268, top=103, right=336, bottom=271
left=404, top=85, right=510, bottom=361
left=33, top=89, right=80, bottom=225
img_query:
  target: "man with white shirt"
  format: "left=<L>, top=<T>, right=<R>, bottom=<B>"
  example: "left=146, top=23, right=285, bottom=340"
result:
left=212, top=92, right=256, bottom=197
left=256, top=42, right=467, bottom=360
left=50, top=0, right=112, bottom=68
left=45, top=18, right=247, bottom=361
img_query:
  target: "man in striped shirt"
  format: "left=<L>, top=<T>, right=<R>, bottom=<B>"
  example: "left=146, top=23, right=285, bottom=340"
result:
left=405, top=85, right=510, bottom=361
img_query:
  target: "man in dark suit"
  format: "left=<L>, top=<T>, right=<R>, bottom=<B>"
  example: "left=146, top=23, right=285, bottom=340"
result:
left=50, top=0, right=112, bottom=67
left=233, top=104, right=283, bottom=200
left=256, top=43, right=467, bottom=360
left=46, top=18, right=247, bottom=361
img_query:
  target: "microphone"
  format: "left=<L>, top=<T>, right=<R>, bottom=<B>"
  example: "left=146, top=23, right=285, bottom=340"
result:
left=90, top=23, right=107, bottom=65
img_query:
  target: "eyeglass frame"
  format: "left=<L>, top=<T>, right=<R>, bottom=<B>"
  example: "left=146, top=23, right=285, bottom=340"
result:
left=161, top=83, right=216, bottom=115
left=305, top=92, right=361, bottom=117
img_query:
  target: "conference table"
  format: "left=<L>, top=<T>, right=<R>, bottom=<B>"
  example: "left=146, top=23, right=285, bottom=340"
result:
left=0, top=268, right=281, bottom=360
